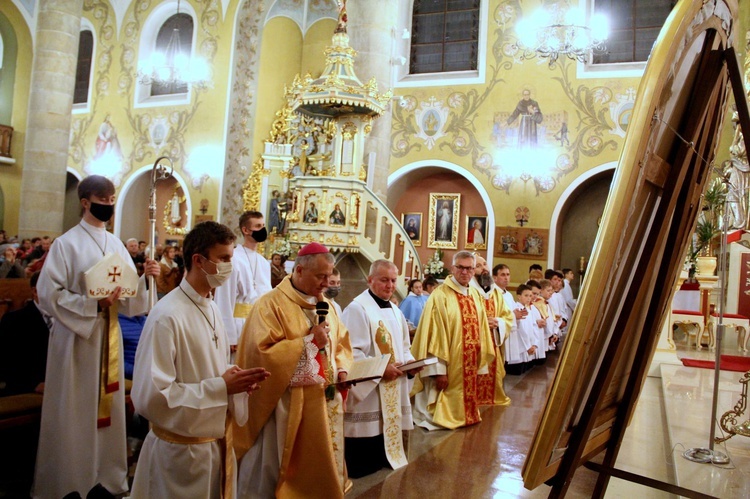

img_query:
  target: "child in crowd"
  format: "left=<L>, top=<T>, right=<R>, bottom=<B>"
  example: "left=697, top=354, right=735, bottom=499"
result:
left=537, top=279, right=560, bottom=352
left=526, top=280, right=547, bottom=366
left=505, top=284, right=536, bottom=375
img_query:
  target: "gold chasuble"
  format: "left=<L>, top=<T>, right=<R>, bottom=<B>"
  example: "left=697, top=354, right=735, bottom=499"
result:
left=475, top=286, right=514, bottom=406
left=233, top=277, right=353, bottom=498
left=411, top=277, right=495, bottom=429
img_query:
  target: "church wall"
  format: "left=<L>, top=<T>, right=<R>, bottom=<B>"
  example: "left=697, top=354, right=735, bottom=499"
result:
left=391, top=170, right=487, bottom=271
left=251, top=16, right=303, bottom=173
left=61, top=0, right=240, bottom=236
left=0, top=2, right=32, bottom=236
left=301, top=18, right=337, bottom=77
left=387, top=0, right=645, bottom=275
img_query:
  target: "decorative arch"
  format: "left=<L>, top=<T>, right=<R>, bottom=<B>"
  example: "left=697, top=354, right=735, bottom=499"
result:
left=388, top=160, right=496, bottom=258
left=72, top=18, right=96, bottom=113
left=114, top=166, right=192, bottom=240
left=548, top=161, right=617, bottom=269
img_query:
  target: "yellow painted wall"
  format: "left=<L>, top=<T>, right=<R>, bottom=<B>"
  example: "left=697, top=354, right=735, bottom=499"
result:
left=0, top=2, right=32, bottom=236
left=301, top=18, right=337, bottom=77
left=252, top=16, right=303, bottom=165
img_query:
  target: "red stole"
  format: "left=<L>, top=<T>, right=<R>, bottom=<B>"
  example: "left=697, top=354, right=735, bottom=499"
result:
left=455, top=292, right=481, bottom=426
left=477, top=296, right=497, bottom=405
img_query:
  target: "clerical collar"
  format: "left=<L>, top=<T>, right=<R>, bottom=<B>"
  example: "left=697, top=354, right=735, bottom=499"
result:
left=450, top=276, right=470, bottom=295
left=368, top=290, right=392, bottom=308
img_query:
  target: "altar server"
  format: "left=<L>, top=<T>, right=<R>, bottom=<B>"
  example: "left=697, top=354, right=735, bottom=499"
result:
left=33, top=175, right=160, bottom=499
left=131, top=221, right=269, bottom=498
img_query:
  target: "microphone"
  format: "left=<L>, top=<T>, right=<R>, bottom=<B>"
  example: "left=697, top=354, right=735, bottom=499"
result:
left=316, top=301, right=329, bottom=324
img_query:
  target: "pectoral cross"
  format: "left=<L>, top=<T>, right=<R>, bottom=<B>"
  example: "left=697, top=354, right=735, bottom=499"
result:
left=108, top=266, right=121, bottom=283
left=212, top=332, right=219, bottom=349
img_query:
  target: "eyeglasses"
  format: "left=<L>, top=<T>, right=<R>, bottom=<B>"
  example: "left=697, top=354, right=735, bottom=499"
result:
left=454, top=265, right=475, bottom=273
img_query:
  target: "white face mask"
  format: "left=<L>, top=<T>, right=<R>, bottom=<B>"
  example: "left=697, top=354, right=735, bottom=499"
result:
left=200, top=256, right=233, bottom=288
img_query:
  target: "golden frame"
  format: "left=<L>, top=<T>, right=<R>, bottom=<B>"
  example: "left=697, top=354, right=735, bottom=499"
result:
left=428, top=193, right=460, bottom=249
left=464, top=215, right=487, bottom=250
left=401, top=212, right=423, bottom=247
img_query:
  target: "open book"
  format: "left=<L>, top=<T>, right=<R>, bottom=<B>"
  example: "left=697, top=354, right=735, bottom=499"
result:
left=331, top=353, right=390, bottom=386
left=399, top=356, right=439, bottom=372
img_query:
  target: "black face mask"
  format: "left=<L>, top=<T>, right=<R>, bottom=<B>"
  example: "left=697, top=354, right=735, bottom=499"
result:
left=324, top=287, right=340, bottom=299
left=89, top=202, right=114, bottom=222
left=251, top=227, right=268, bottom=243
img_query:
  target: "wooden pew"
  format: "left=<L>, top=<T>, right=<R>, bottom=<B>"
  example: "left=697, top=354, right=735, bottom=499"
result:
left=0, top=278, right=32, bottom=320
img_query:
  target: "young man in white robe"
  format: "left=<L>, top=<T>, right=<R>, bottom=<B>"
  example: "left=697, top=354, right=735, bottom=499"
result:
left=547, top=270, right=570, bottom=339
left=214, top=211, right=272, bottom=352
left=341, top=260, right=419, bottom=478
left=526, top=280, right=547, bottom=365
left=505, top=284, right=536, bottom=375
left=536, top=279, right=560, bottom=352
left=33, top=175, right=160, bottom=499
left=131, top=221, right=270, bottom=499
left=560, top=268, right=577, bottom=321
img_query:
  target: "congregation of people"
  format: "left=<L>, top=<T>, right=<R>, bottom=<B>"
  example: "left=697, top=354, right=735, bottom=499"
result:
left=0, top=177, right=578, bottom=498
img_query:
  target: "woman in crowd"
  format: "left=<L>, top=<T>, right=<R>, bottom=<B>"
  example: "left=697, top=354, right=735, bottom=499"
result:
left=399, top=278, right=428, bottom=329
left=156, top=245, right=181, bottom=299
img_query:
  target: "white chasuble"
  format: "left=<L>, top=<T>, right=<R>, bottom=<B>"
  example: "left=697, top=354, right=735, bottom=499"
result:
left=342, top=291, right=415, bottom=470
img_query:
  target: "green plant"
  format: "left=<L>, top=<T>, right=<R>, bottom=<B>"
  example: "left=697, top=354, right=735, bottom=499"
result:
left=693, top=178, right=727, bottom=257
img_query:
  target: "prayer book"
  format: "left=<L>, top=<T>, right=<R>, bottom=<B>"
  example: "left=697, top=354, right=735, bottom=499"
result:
left=84, top=253, right=139, bottom=298
left=399, top=356, right=439, bottom=372
left=332, top=353, right=391, bottom=386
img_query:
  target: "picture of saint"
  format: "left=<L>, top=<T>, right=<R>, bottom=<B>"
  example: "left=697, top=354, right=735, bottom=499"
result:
left=436, top=200, right=453, bottom=241
left=329, top=204, right=346, bottom=226
left=466, top=216, right=487, bottom=249
left=402, top=213, right=422, bottom=246
left=506, top=89, right=543, bottom=149
left=304, top=201, right=318, bottom=224
left=524, top=232, right=543, bottom=255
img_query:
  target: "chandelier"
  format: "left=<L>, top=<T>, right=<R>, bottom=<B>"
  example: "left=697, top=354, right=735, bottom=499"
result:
left=136, top=0, right=210, bottom=88
left=516, top=5, right=608, bottom=66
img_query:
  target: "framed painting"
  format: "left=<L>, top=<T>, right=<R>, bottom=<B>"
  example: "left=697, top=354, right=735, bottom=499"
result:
left=428, top=193, right=460, bottom=249
left=465, top=215, right=487, bottom=250
left=402, top=212, right=423, bottom=246
left=494, top=227, right=548, bottom=259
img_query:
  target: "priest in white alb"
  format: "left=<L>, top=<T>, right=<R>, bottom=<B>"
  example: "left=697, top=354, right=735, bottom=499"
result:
left=131, top=221, right=270, bottom=498
left=470, top=255, right=513, bottom=406
left=341, top=260, right=418, bottom=478
left=214, top=211, right=272, bottom=352
left=33, top=175, right=160, bottom=499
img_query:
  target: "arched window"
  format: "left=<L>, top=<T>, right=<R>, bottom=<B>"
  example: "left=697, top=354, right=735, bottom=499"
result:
left=150, top=13, right=194, bottom=96
left=74, top=30, right=93, bottom=104
left=410, top=0, right=479, bottom=74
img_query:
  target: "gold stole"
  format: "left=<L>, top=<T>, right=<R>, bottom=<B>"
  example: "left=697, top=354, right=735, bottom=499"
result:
left=533, top=298, right=549, bottom=319
left=477, top=297, right=497, bottom=406
left=454, top=292, right=481, bottom=426
left=374, top=319, right=409, bottom=470
left=97, top=303, right=120, bottom=428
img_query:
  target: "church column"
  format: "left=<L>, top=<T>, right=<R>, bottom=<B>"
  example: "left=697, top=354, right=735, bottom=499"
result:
left=348, top=0, right=399, bottom=201
left=18, top=0, right=83, bottom=237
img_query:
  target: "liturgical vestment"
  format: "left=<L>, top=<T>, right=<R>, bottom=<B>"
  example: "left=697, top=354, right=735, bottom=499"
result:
left=469, top=280, right=513, bottom=406
left=341, top=290, right=415, bottom=469
left=233, top=276, right=352, bottom=498
left=131, top=280, right=246, bottom=498
left=33, top=220, right=150, bottom=499
left=214, top=244, right=271, bottom=346
left=411, top=277, right=495, bottom=430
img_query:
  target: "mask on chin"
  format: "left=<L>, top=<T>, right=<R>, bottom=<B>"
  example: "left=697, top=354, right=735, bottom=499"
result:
left=324, top=287, right=340, bottom=299
left=251, top=227, right=268, bottom=243
left=201, top=256, right=233, bottom=288
left=89, top=202, right=114, bottom=222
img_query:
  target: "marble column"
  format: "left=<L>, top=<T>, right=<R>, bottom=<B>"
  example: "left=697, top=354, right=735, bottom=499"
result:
left=347, top=0, right=399, bottom=201
left=18, top=0, right=83, bottom=238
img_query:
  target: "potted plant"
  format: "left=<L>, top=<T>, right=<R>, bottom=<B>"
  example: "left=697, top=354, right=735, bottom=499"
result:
left=693, top=178, right=726, bottom=276
left=424, top=249, right=449, bottom=279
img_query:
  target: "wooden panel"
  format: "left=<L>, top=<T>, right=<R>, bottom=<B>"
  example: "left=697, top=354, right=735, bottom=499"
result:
left=522, top=0, right=738, bottom=493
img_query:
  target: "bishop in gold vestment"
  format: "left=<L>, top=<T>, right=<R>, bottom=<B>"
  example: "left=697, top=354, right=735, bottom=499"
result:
left=234, top=244, right=352, bottom=498
left=411, top=251, right=495, bottom=430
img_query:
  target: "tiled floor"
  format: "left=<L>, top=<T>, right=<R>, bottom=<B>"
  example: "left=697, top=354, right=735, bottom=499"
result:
left=349, top=337, right=750, bottom=499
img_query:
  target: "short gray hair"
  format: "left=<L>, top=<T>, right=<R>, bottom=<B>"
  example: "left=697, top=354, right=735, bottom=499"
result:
left=452, top=250, right=476, bottom=265
left=369, top=259, right=397, bottom=276
left=126, top=238, right=138, bottom=245
left=294, top=252, right=335, bottom=271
